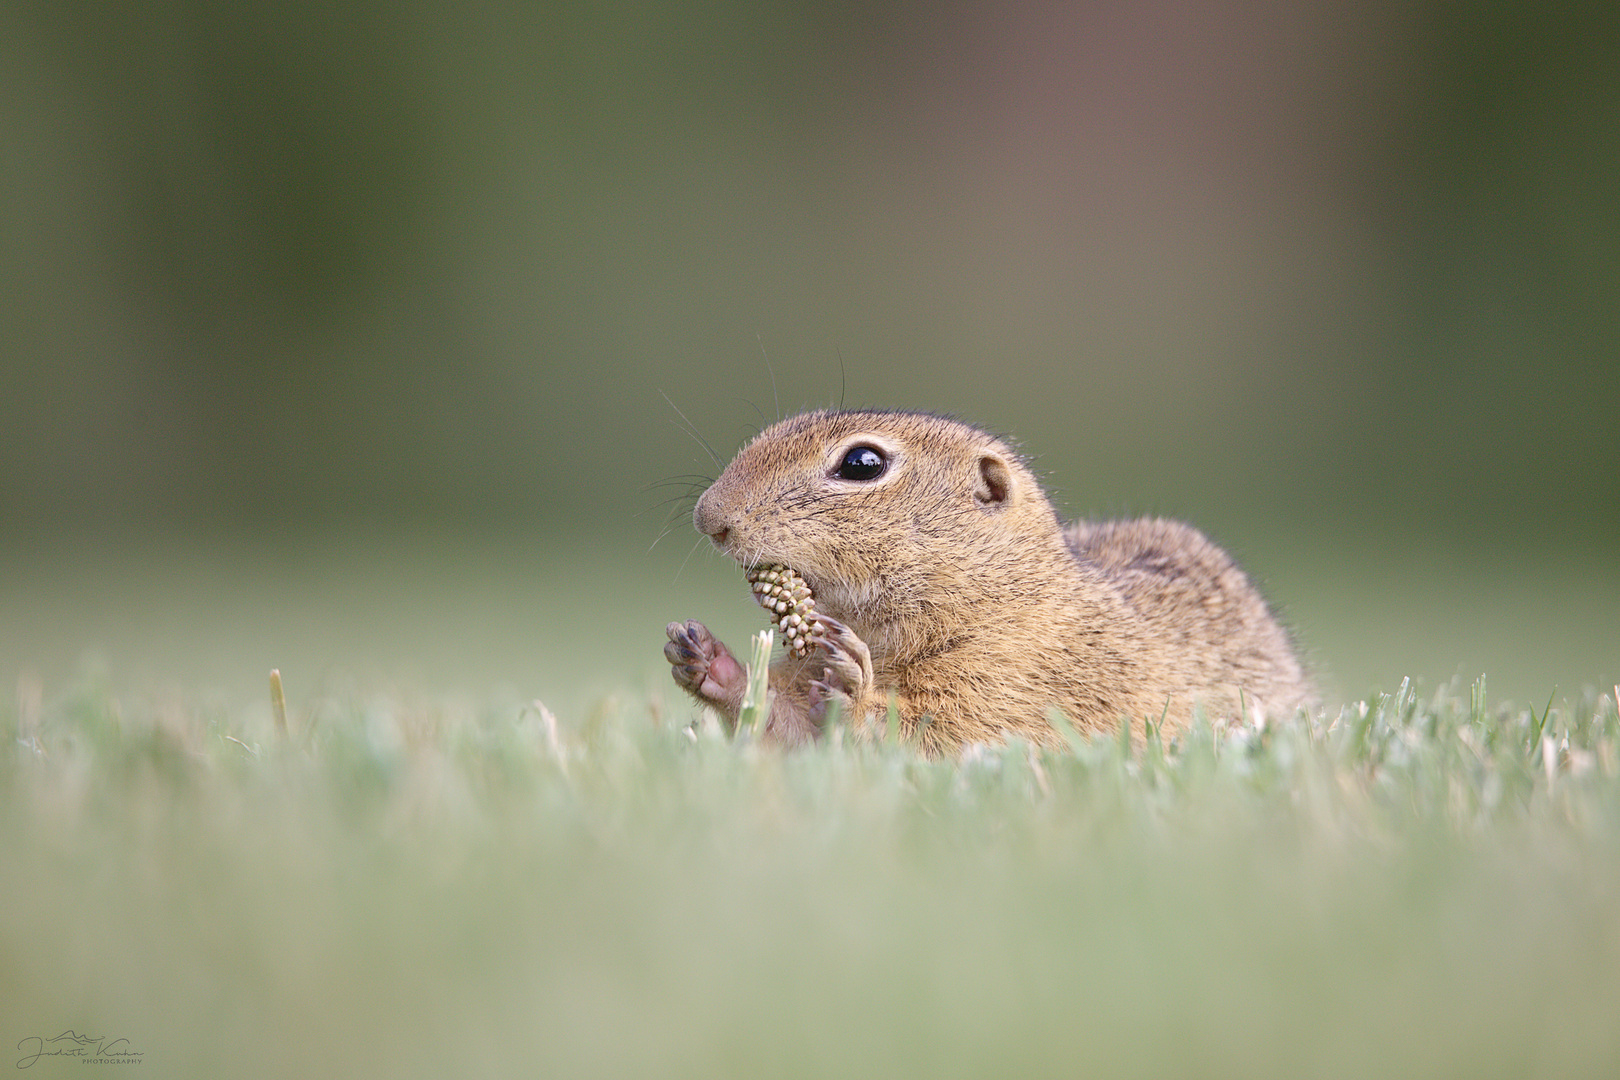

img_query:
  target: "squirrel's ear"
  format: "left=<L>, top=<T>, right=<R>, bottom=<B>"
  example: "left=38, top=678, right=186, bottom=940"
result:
left=975, top=454, right=1014, bottom=506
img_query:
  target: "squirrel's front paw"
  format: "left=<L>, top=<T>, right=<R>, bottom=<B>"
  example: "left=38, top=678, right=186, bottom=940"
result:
left=664, top=620, right=747, bottom=714
left=806, top=615, right=873, bottom=725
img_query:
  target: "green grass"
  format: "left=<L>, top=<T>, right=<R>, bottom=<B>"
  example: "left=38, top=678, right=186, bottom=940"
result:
left=4, top=673, right=1619, bottom=1079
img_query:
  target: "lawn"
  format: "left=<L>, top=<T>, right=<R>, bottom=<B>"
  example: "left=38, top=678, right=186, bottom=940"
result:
left=4, top=664, right=1618, bottom=1079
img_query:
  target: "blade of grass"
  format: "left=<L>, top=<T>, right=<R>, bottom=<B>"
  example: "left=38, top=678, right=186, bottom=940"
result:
left=1528, top=688, right=1556, bottom=762
left=737, top=630, right=774, bottom=740
left=270, top=669, right=288, bottom=736
left=1046, top=708, right=1086, bottom=756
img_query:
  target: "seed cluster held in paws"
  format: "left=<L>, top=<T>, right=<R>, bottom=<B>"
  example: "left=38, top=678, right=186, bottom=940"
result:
left=745, top=563, right=819, bottom=656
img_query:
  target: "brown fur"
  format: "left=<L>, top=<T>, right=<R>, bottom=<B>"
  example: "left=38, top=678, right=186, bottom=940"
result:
left=664, top=409, right=1311, bottom=756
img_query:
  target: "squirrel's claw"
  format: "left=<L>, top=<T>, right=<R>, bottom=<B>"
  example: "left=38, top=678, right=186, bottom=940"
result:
left=665, top=620, right=747, bottom=716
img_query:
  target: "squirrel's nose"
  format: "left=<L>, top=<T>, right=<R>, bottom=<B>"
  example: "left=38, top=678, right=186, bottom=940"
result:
left=693, top=492, right=729, bottom=543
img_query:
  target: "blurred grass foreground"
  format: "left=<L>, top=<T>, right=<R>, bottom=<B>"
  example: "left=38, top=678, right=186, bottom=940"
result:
left=5, top=676, right=1619, bottom=1078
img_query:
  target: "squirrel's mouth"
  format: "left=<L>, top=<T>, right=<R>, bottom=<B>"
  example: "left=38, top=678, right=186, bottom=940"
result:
left=743, top=562, right=820, bottom=657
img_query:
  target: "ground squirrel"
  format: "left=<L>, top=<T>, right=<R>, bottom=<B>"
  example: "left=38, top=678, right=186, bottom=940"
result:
left=664, top=409, right=1311, bottom=755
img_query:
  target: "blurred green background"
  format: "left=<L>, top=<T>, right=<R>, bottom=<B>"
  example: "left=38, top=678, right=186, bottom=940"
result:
left=2, top=0, right=1615, bottom=711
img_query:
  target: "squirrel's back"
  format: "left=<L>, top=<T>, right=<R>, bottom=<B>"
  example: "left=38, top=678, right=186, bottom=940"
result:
left=1066, top=517, right=1311, bottom=725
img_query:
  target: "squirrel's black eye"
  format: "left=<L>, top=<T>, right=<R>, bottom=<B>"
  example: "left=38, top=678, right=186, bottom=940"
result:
left=836, top=445, right=888, bottom=481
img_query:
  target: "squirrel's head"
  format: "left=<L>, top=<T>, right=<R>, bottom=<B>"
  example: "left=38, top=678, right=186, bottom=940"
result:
left=694, top=410, right=1065, bottom=632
